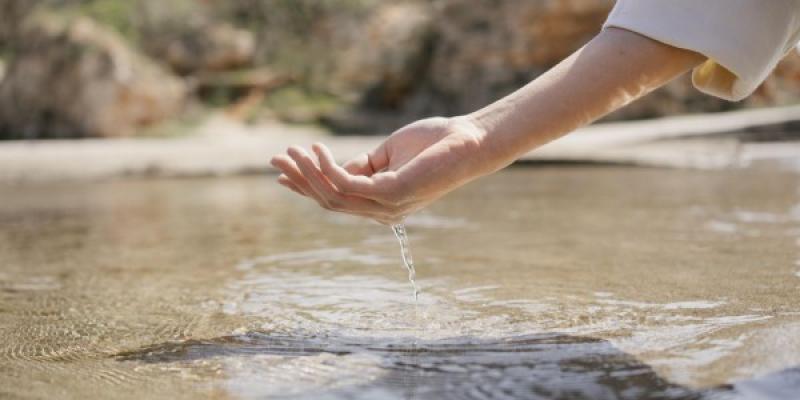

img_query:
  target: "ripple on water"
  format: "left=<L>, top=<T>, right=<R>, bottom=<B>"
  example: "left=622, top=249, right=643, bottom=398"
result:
left=5, top=169, right=800, bottom=400
left=0, top=272, right=230, bottom=399
left=115, top=331, right=706, bottom=400
left=0, top=275, right=62, bottom=293
left=210, top=246, right=790, bottom=398
left=236, top=248, right=393, bottom=271
left=227, top=248, right=769, bottom=345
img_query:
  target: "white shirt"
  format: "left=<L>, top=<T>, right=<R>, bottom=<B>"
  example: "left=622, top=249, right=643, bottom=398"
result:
left=604, top=0, right=800, bottom=101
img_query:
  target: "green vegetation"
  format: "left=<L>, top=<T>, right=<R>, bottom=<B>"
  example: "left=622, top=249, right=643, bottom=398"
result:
left=215, top=0, right=377, bottom=91
left=76, top=0, right=137, bottom=40
left=136, top=107, right=206, bottom=138
left=262, top=85, right=343, bottom=123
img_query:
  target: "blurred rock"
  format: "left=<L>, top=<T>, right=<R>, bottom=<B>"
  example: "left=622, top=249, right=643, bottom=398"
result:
left=422, top=0, right=615, bottom=112
left=324, top=0, right=800, bottom=133
left=3, top=0, right=798, bottom=139
left=0, top=0, right=37, bottom=47
left=0, top=15, right=187, bottom=139
left=142, top=21, right=255, bottom=75
left=331, top=3, right=435, bottom=102
left=756, top=50, right=800, bottom=105
left=326, top=0, right=617, bottom=133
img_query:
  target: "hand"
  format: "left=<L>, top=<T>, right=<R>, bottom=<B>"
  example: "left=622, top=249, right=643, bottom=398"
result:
left=270, top=28, right=704, bottom=226
left=270, top=116, right=486, bottom=225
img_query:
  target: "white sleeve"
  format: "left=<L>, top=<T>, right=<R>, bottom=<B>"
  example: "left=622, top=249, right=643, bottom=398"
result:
left=603, top=0, right=800, bottom=101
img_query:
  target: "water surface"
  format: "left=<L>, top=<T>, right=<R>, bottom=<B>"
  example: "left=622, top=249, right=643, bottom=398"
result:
left=2, top=167, right=800, bottom=399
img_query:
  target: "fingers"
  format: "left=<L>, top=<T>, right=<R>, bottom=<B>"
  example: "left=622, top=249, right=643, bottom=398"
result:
left=366, top=142, right=390, bottom=174
left=271, top=155, right=314, bottom=196
left=340, top=142, right=390, bottom=176
left=285, top=146, right=335, bottom=208
left=313, top=143, right=374, bottom=194
left=272, top=144, right=409, bottom=224
left=277, top=174, right=306, bottom=197
left=287, top=146, right=390, bottom=216
left=342, top=154, right=373, bottom=176
left=312, top=143, right=402, bottom=207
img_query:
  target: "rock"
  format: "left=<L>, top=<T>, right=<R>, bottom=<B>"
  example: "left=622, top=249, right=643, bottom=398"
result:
left=325, top=0, right=617, bottom=133
left=0, top=0, right=37, bottom=47
left=142, top=21, right=255, bottom=75
left=323, top=0, right=800, bottom=133
left=423, top=0, right=615, bottom=112
left=0, top=14, right=187, bottom=139
left=330, top=2, right=435, bottom=104
left=756, top=50, right=800, bottom=106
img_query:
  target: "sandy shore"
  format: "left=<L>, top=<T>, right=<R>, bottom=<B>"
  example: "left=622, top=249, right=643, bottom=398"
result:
left=1, top=105, right=800, bottom=185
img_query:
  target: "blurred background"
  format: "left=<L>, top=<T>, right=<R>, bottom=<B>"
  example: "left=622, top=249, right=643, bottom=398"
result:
left=3, top=0, right=800, bottom=141
left=5, top=3, right=800, bottom=398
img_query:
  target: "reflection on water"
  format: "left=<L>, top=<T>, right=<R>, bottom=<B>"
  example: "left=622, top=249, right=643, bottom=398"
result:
left=116, top=332, right=702, bottom=400
left=2, top=167, right=800, bottom=399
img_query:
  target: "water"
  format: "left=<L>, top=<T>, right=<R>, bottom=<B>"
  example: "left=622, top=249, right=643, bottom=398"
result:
left=2, top=166, right=800, bottom=399
left=391, top=223, right=419, bottom=301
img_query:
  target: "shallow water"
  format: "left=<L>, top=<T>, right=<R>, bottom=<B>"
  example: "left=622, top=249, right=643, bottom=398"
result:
left=2, top=166, right=800, bottom=399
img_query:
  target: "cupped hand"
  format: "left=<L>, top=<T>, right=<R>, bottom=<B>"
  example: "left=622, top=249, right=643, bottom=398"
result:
left=270, top=116, right=486, bottom=225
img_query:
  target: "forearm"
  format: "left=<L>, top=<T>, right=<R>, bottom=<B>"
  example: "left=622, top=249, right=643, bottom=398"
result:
left=467, top=27, right=704, bottom=174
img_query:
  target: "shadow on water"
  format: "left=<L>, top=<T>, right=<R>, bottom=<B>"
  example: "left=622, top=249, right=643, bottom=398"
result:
left=113, top=331, right=729, bottom=400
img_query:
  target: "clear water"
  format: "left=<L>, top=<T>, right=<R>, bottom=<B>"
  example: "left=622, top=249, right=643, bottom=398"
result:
left=391, top=223, right=419, bottom=302
left=2, top=166, right=800, bottom=399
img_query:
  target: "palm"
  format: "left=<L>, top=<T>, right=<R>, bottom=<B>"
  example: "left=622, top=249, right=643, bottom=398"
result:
left=271, top=115, right=482, bottom=224
left=380, top=118, right=453, bottom=173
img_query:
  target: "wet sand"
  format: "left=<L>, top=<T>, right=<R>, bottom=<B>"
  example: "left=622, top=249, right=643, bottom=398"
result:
left=3, top=104, right=800, bottom=184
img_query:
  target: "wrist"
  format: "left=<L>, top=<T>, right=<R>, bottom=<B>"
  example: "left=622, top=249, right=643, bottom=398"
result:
left=450, top=115, right=488, bottom=140
left=444, top=114, right=506, bottom=178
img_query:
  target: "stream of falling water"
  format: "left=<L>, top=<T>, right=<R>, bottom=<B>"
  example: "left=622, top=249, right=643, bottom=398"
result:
left=391, top=223, right=419, bottom=302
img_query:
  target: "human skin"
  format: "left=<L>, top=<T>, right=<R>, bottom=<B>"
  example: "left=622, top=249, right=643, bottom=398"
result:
left=271, top=27, right=705, bottom=225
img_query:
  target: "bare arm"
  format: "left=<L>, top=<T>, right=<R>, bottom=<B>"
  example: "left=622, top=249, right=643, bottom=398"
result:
left=271, top=28, right=704, bottom=224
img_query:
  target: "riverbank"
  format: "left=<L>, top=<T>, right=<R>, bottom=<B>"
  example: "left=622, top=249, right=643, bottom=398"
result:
left=1, top=105, right=800, bottom=185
